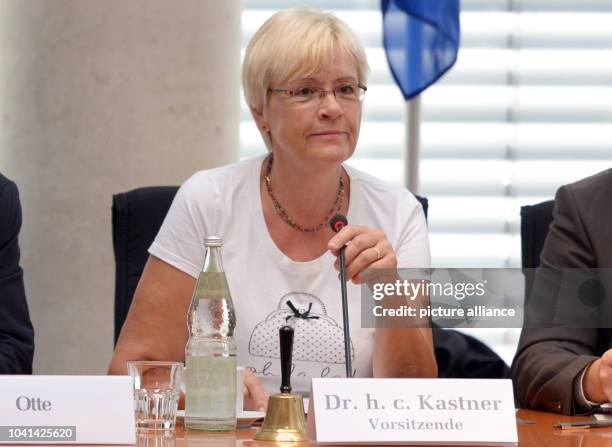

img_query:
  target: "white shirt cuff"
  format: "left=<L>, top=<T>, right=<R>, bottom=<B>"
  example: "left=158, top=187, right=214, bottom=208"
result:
left=574, top=364, right=601, bottom=411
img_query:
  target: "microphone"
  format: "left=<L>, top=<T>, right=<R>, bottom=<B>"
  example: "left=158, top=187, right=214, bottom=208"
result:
left=330, top=214, right=348, bottom=233
left=329, top=214, right=352, bottom=378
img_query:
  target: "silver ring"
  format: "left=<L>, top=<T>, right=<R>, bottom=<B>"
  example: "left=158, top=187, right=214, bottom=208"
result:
left=372, top=246, right=382, bottom=260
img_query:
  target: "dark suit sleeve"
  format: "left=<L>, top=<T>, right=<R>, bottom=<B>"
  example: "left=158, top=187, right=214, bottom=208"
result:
left=511, top=185, right=598, bottom=414
left=0, top=180, right=34, bottom=373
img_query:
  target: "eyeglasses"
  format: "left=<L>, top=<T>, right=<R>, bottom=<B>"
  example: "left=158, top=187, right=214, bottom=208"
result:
left=268, top=83, right=367, bottom=105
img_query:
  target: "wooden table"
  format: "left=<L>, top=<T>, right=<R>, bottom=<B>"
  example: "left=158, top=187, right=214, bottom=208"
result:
left=132, top=410, right=612, bottom=446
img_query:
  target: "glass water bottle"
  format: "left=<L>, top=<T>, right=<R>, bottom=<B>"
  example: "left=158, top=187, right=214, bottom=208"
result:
left=185, top=236, right=237, bottom=431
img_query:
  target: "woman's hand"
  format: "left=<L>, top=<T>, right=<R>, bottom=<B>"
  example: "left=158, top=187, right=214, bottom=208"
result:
left=243, top=368, right=270, bottom=412
left=327, top=225, right=397, bottom=284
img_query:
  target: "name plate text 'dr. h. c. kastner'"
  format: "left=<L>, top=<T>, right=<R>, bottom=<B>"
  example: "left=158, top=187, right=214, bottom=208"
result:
left=308, top=378, right=517, bottom=445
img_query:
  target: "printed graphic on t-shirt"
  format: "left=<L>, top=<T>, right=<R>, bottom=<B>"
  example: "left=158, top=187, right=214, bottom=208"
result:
left=248, top=292, right=354, bottom=364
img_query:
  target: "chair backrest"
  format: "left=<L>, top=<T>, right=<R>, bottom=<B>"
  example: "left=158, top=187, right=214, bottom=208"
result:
left=111, top=186, right=429, bottom=344
left=520, top=200, right=555, bottom=300
left=112, top=186, right=179, bottom=344
left=417, top=196, right=428, bottom=221
left=111, top=190, right=513, bottom=377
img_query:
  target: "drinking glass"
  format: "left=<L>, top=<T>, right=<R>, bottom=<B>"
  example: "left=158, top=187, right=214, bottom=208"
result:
left=128, top=361, right=182, bottom=431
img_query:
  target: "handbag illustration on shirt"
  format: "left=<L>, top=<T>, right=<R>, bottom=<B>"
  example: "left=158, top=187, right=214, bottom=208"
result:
left=248, top=292, right=354, bottom=364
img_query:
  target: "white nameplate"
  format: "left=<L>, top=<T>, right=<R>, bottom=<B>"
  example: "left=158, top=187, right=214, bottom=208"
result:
left=308, top=378, right=517, bottom=445
left=0, top=376, right=136, bottom=444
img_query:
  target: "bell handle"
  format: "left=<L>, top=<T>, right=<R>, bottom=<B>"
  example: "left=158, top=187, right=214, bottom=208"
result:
left=279, top=325, right=294, bottom=393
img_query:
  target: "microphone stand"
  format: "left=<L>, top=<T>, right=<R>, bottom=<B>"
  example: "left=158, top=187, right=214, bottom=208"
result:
left=338, top=246, right=352, bottom=378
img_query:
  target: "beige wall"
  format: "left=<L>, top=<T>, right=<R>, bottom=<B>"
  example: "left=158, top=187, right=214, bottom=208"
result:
left=0, top=0, right=241, bottom=373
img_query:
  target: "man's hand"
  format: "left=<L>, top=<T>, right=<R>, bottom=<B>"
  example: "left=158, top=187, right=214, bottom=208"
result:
left=584, top=350, right=612, bottom=403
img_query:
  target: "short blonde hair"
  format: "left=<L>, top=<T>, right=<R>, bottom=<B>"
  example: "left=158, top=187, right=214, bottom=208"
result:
left=242, top=7, right=369, bottom=114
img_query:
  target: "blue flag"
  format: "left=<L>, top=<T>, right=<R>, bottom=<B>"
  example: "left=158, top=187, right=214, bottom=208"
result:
left=382, top=0, right=460, bottom=100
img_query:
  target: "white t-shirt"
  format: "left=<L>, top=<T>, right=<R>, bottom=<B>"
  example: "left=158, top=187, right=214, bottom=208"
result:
left=149, top=155, right=430, bottom=395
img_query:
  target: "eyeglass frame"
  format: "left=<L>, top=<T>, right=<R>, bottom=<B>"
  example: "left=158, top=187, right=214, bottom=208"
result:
left=268, top=83, right=368, bottom=105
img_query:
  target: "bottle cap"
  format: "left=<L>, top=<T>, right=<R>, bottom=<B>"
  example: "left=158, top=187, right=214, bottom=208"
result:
left=203, top=236, right=223, bottom=246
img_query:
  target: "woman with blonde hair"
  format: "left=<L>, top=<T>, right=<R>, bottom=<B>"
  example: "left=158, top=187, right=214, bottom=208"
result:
left=109, top=7, right=436, bottom=410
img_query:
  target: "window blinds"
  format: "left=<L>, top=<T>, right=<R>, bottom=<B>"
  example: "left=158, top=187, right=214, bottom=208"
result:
left=242, top=0, right=612, bottom=268
left=241, top=0, right=612, bottom=362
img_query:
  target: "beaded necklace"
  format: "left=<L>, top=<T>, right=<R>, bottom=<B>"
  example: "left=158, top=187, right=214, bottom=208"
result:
left=264, top=154, right=344, bottom=232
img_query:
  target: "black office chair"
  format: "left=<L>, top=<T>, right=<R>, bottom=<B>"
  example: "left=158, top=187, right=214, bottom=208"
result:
left=111, top=187, right=431, bottom=342
left=520, top=200, right=555, bottom=301
left=432, top=328, right=510, bottom=378
left=111, top=187, right=508, bottom=378
left=111, top=186, right=429, bottom=341
left=112, top=186, right=179, bottom=344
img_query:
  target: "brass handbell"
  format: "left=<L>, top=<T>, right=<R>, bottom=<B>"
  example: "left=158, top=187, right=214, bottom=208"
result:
left=254, top=325, right=307, bottom=442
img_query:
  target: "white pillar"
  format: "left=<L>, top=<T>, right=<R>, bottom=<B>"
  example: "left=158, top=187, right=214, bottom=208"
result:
left=0, top=0, right=241, bottom=373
